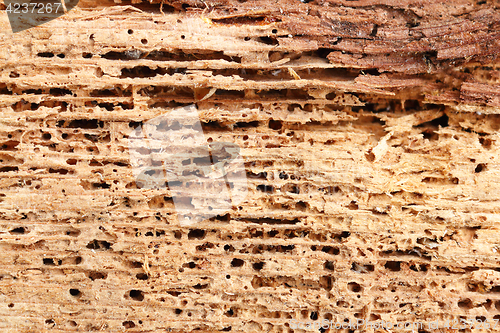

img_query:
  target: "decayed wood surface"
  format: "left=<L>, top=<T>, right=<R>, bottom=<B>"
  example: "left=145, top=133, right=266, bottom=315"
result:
left=1, top=0, right=500, bottom=332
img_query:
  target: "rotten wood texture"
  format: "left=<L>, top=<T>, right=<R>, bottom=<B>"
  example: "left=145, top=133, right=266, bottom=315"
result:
left=1, top=0, right=500, bottom=332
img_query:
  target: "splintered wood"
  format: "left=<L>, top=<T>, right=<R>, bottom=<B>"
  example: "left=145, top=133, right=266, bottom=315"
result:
left=1, top=0, right=500, bottom=332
